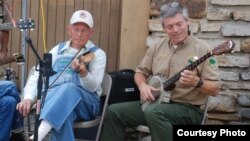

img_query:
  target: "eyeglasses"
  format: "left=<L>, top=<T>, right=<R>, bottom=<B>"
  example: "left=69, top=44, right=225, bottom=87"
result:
left=160, top=2, right=180, bottom=11
left=71, top=27, right=90, bottom=35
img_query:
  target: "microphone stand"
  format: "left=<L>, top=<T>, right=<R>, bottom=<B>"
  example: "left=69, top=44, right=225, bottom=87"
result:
left=25, top=37, right=55, bottom=141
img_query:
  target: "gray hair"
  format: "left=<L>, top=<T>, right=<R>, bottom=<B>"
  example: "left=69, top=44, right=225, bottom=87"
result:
left=160, top=2, right=189, bottom=22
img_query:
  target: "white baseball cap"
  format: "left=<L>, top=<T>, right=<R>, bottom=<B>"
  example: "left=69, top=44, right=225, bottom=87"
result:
left=70, top=10, right=94, bottom=28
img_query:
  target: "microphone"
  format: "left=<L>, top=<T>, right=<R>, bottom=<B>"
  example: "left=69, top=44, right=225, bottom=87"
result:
left=43, top=53, right=56, bottom=76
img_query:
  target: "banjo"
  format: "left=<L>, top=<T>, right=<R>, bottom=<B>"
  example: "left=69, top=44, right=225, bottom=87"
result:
left=141, top=40, right=235, bottom=111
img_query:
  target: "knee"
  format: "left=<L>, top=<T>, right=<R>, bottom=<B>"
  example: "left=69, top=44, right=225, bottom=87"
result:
left=5, top=81, right=16, bottom=87
left=58, top=83, right=76, bottom=90
left=144, top=105, right=158, bottom=121
left=55, top=83, right=78, bottom=93
left=106, top=104, right=118, bottom=115
left=2, top=81, right=16, bottom=89
left=105, top=104, right=122, bottom=118
left=1, top=96, right=17, bottom=109
left=3, top=81, right=18, bottom=94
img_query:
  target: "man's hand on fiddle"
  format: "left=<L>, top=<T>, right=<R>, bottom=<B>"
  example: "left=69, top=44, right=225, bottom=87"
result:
left=71, top=59, right=88, bottom=77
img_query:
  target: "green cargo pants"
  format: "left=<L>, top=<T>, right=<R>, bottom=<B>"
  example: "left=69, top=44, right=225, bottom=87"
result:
left=100, top=101, right=202, bottom=141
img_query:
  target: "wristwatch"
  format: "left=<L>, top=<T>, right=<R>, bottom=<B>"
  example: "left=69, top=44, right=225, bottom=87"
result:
left=195, top=78, right=203, bottom=88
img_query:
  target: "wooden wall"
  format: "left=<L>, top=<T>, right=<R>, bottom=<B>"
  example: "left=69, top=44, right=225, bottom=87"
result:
left=4, top=0, right=122, bottom=89
left=2, top=0, right=150, bottom=91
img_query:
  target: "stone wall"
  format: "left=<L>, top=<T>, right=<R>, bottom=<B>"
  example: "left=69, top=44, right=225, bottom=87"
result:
left=148, top=0, right=250, bottom=124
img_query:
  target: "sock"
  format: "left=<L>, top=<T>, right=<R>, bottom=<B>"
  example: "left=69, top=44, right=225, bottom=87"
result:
left=29, top=135, right=34, bottom=140
left=38, top=120, right=52, bottom=141
left=30, top=120, right=52, bottom=141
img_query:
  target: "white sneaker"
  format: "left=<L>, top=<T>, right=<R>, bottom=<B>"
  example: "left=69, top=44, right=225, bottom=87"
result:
left=29, top=135, right=34, bottom=141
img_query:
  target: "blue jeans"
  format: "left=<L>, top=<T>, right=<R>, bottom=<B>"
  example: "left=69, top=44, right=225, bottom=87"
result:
left=40, top=83, right=100, bottom=141
left=0, top=81, right=23, bottom=141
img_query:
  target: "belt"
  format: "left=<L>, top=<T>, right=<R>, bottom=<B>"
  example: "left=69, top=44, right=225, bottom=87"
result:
left=168, top=100, right=200, bottom=108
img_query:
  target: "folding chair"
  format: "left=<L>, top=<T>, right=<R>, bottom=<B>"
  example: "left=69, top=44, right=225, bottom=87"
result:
left=136, top=96, right=211, bottom=141
left=74, top=73, right=112, bottom=141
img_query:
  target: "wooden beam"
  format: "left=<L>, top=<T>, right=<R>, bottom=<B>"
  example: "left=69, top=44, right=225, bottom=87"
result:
left=119, top=0, right=150, bottom=70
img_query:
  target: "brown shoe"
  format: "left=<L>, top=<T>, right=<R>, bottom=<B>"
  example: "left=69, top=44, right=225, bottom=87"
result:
left=10, top=131, right=28, bottom=141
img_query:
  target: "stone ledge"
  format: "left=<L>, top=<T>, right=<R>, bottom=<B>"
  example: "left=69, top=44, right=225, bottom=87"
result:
left=211, top=0, right=250, bottom=6
left=208, top=112, right=241, bottom=121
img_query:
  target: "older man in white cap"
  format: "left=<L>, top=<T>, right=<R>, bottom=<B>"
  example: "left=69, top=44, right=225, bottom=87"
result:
left=17, top=10, right=106, bottom=141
